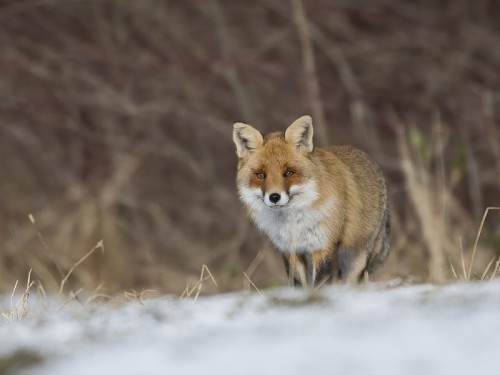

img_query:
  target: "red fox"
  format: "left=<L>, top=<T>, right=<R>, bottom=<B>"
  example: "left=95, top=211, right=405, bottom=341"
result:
left=233, top=115, right=390, bottom=287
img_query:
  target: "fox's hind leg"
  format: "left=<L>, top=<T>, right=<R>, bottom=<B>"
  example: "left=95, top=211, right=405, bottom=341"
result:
left=341, top=210, right=391, bottom=283
left=337, top=248, right=369, bottom=284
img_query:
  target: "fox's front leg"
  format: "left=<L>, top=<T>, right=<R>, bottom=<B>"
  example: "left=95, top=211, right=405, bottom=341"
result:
left=310, top=249, right=338, bottom=286
left=282, top=252, right=308, bottom=287
left=282, top=250, right=337, bottom=287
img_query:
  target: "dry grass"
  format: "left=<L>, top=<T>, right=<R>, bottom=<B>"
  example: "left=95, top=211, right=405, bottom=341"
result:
left=449, top=207, right=500, bottom=282
left=1, top=250, right=220, bottom=321
left=0, top=241, right=108, bottom=320
left=179, top=264, right=218, bottom=302
left=1, top=269, right=39, bottom=321
left=1, top=0, right=499, bottom=294
left=467, top=207, right=500, bottom=280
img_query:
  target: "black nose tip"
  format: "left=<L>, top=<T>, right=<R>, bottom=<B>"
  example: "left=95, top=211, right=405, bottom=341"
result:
left=269, top=193, right=281, bottom=204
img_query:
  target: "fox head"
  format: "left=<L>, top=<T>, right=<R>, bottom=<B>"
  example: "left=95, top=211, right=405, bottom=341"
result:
left=233, top=115, right=319, bottom=211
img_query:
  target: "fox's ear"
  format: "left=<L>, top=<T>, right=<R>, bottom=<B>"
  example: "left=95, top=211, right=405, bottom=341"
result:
left=233, top=123, right=264, bottom=158
left=285, top=115, right=313, bottom=153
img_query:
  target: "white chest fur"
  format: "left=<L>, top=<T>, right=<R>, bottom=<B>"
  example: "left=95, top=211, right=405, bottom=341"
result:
left=251, top=201, right=334, bottom=253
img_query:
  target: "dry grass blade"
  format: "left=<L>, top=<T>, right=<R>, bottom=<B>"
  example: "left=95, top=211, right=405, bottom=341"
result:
left=9, top=280, right=19, bottom=313
left=243, top=272, right=261, bottom=294
left=491, top=258, right=500, bottom=280
left=59, top=240, right=104, bottom=295
left=84, top=284, right=112, bottom=305
left=459, top=236, right=467, bottom=281
left=61, top=288, right=84, bottom=307
left=243, top=249, right=265, bottom=292
left=313, top=276, right=331, bottom=291
left=467, top=207, right=500, bottom=280
left=480, top=256, right=497, bottom=280
left=449, top=256, right=459, bottom=280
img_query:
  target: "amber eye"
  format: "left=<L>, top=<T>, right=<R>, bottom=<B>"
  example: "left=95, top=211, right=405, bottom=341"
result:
left=256, top=172, right=266, bottom=180
left=284, top=170, right=294, bottom=177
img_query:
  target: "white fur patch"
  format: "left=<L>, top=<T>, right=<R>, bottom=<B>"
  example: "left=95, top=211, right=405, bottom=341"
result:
left=239, top=186, right=266, bottom=210
left=240, top=180, right=335, bottom=253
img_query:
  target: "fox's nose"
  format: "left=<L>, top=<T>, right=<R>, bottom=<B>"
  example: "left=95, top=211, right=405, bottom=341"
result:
left=269, top=193, right=281, bottom=204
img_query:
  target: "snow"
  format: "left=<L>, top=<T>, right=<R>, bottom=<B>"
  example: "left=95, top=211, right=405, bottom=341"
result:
left=2, top=280, right=500, bottom=375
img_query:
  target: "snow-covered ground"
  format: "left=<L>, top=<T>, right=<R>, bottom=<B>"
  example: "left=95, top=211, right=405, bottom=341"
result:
left=1, top=280, right=500, bottom=375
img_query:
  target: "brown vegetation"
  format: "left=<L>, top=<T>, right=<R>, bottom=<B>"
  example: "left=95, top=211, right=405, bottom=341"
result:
left=1, top=0, right=499, bottom=294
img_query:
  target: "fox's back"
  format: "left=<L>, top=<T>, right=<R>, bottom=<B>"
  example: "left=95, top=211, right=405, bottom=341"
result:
left=323, top=145, right=387, bottom=207
left=313, top=145, right=388, bottom=249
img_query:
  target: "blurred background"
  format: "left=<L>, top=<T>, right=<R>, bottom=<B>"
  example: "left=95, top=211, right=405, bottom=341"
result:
left=1, top=0, right=499, bottom=295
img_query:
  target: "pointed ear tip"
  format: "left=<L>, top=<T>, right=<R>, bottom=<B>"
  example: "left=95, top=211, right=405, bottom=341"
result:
left=233, top=123, right=249, bottom=133
left=291, top=115, right=312, bottom=125
left=302, top=115, right=312, bottom=123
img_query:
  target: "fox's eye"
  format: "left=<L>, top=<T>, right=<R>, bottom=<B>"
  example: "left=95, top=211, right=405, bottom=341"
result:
left=256, top=172, right=266, bottom=180
left=284, top=170, right=294, bottom=177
